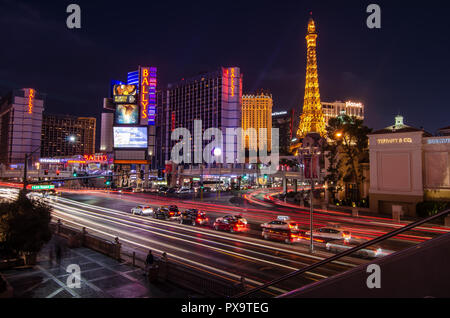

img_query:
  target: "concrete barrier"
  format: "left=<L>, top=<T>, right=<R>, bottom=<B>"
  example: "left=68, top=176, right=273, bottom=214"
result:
left=51, top=221, right=121, bottom=261
left=51, top=221, right=243, bottom=297
left=445, top=216, right=450, bottom=227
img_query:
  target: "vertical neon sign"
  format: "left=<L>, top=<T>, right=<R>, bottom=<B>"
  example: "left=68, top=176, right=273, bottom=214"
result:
left=230, top=68, right=235, bottom=97
left=140, top=67, right=149, bottom=124
left=28, top=89, right=35, bottom=114
left=147, top=67, right=157, bottom=125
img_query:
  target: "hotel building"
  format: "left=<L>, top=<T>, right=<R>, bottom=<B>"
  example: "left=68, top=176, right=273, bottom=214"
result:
left=241, top=92, right=273, bottom=151
left=41, top=114, right=96, bottom=157
left=0, top=88, right=44, bottom=166
left=321, top=100, right=364, bottom=125
left=157, top=67, right=242, bottom=168
left=272, top=110, right=295, bottom=155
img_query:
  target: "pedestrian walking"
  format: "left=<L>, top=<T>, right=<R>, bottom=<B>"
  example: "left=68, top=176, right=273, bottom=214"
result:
left=144, top=250, right=154, bottom=276
left=235, top=276, right=246, bottom=292
left=48, top=246, right=54, bottom=266
left=55, top=243, right=62, bottom=266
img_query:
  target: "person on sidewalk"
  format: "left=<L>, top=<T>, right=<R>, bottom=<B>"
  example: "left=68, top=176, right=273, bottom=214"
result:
left=144, top=250, right=154, bottom=276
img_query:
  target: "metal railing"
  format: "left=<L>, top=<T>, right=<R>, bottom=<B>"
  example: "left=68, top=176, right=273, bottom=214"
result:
left=235, top=208, right=450, bottom=298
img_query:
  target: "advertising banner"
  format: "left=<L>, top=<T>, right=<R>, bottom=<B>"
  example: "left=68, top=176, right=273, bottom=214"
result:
left=113, top=126, right=148, bottom=148
left=115, top=104, right=139, bottom=124
left=113, top=84, right=137, bottom=104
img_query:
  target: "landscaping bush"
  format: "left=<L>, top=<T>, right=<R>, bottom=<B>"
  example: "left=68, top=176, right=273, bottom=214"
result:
left=416, top=201, right=450, bottom=218
left=0, top=190, right=52, bottom=262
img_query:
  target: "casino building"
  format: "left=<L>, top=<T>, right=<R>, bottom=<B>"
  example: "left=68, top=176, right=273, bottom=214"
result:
left=41, top=114, right=96, bottom=158
left=369, top=115, right=450, bottom=216
left=321, top=100, right=364, bottom=125
left=157, top=67, right=242, bottom=169
left=241, top=92, right=272, bottom=152
left=272, top=110, right=295, bottom=156
left=0, top=88, right=44, bottom=167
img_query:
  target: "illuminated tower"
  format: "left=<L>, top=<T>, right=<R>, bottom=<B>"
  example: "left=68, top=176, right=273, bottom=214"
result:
left=296, top=16, right=326, bottom=138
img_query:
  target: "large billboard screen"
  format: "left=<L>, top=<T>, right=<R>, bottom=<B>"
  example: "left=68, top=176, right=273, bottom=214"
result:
left=113, top=127, right=148, bottom=148
left=115, top=104, right=139, bottom=124
left=113, top=84, right=137, bottom=103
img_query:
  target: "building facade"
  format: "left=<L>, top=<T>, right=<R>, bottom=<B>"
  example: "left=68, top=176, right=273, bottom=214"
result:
left=100, top=112, right=114, bottom=153
left=41, top=114, right=96, bottom=158
left=272, top=110, right=294, bottom=155
left=241, top=92, right=272, bottom=151
left=322, top=100, right=364, bottom=125
left=369, top=115, right=450, bottom=216
left=0, top=88, right=44, bottom=166
left=158, top=67, right=242, bottom=168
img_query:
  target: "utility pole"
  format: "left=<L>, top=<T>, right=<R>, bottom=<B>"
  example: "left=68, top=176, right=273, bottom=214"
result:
left=22, top=153, right=28, bottom=190
left=309, top=150, right=314, bottom=253
left=200, top=163, right=203, bottom=201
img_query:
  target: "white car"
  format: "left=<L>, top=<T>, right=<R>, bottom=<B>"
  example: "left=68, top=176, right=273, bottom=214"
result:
left=177, top=187, right=192, bottom=194
left=305, top=227, right=351, bottom=241
left=130, top=205, right=153, bottom=216
left=326, top=240, right=392, bottom=258
left=261, top=216, right=300, bottom=230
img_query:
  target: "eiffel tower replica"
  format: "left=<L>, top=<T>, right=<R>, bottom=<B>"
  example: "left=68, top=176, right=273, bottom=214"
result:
left=292, top=15, right=326, bottom=153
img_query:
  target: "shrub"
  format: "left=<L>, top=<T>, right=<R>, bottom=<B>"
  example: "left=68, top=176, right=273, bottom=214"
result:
left=416, top=201, right=450, bottom=218
left=0, top=190, right=53, bottom=257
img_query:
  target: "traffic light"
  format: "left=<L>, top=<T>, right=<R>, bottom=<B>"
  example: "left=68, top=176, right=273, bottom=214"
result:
left=73, top=169, right=77, bottom=177
left=44, top=169, right=48, bottom=175
left=105, top=172, right=112, bottom=185
left=56, top=170, right=60, bottom=176
left=140, top=170, right=144, bottom=180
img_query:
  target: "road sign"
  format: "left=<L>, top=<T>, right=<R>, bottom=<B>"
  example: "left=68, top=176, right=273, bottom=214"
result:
left=31, top=184, right=55, bottom=190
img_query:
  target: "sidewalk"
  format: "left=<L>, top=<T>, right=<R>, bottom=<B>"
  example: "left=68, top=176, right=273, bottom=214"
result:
left=0, top=237, right=194, bottom=298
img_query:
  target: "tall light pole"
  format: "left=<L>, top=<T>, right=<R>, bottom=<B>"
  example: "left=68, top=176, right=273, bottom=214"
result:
left=214, top=147, right=222, bottom=199
left=309, top=150, right=314, bottom=253
left=22, top=146, right=42, bottom=190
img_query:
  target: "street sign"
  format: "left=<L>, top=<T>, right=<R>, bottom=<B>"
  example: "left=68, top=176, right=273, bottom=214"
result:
left=31, top=184, right=55, bottom=190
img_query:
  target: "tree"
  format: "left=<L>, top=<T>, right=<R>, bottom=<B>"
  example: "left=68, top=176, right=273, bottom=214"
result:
left=323, top=138, right=342, bottom=202
left=0, top=190, right=52, bottom=263
left=326, top=115, right=372, bottom=203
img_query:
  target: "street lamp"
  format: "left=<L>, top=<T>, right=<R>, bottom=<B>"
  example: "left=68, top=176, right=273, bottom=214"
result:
left=299, top=137, right=322, bottom=254
left=22, top=145, right=42, bottom=190
left=213, top=148, right=222, bottom=199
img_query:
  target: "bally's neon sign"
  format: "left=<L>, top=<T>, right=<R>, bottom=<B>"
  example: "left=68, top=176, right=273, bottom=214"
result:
left=140, top=67, right=150, bottom=121
left=230, top=68, right=235, bottom=97
left=28, top=89, right=35, bottom=114
left=83, top=154, right=108, bottom=162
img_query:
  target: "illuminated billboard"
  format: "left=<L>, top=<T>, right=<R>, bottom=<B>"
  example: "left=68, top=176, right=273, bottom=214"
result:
left=115, top=104, right=139, bottom=124
left=113, top=126, right=148, bottom=148
left=113, top=84, right=137, bottom=103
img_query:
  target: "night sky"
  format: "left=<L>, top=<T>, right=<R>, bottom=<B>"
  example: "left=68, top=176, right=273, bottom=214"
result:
left=1, top=0, right=449, bottom=147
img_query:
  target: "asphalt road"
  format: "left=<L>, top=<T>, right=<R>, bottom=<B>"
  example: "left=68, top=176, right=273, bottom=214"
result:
left=1, top=187, right=448, bottom=297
